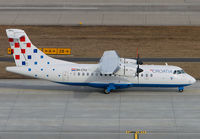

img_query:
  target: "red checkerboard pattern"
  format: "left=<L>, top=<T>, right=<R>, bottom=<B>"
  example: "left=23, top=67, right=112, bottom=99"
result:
left=21, top=49, right=25, bottom=54
left=9, top=38, right=14, bottom=42
left=20, top=36, right=25, bottom=42
left=26, top=43, right=31, bottom=48
left=15, top=43, right=20, bottom=48
left=15, top=55, right=20, bottom=60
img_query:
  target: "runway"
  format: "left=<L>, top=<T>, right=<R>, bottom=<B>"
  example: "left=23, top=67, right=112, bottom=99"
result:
left=2, top=5, right=200, bottom=12
left=0, top=79, right=200, bottom=139
left=1, top=0, right=200, bottom=25
left=0, top=0, right=200, bottom=6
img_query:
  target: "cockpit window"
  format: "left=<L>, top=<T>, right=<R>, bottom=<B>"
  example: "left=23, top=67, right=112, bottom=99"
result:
left=177, top=70, right=182, bottom=74
left=173, top=70, right=185, bottom=74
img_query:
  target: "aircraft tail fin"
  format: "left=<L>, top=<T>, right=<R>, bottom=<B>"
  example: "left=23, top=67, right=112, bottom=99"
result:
left=6, top=29, right=73, bottom=67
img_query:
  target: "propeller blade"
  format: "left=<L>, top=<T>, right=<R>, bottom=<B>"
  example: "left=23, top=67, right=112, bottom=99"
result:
left=136, top=49, right=143, bottom=65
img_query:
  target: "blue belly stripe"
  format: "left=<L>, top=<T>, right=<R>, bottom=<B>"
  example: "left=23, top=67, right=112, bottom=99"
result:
left=55, top=82, right=191, bottom=89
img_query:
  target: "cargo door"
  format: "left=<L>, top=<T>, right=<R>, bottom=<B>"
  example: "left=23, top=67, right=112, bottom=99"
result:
left=62, top=71, right=69, bottom=82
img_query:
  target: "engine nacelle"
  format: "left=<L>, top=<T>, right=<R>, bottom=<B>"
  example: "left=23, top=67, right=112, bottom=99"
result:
left=115, top=64, right=137, bottom=77
left=120, top=58, right=137, bottom=64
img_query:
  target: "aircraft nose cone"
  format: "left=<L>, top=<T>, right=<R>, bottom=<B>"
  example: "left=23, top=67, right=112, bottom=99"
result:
left=190, top=77, right=196, bottom=84
left=192, top=77, right=196, bottom=84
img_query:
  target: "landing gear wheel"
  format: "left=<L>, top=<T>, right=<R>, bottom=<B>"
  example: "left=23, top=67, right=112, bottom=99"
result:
left=178, top=89, right=184, bottom=93
left=104, top=89, right=111, bottom=94
left=178, top=86, right=184, bottom=93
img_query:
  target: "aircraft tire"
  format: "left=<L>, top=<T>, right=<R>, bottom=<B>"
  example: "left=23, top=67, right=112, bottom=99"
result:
left=178, top=89, right=184, bottom=93
left=104, top=89, right=111, bottom=94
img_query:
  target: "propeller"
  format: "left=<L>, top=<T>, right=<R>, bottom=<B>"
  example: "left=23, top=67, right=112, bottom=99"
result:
left=136, top=48, right=143, bottom=65
left=136, top=48, right=143, bottom=77
left=136, top=64, right=143, bottom=77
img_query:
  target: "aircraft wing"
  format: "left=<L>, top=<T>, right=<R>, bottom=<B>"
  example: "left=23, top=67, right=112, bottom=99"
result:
left=99, top=50, right=120, bottom=74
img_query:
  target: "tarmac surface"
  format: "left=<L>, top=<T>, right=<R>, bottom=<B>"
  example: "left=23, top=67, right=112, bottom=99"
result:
left=0, top=79, right=199, bottom=139
left=1, top=0, right=200, bottom=25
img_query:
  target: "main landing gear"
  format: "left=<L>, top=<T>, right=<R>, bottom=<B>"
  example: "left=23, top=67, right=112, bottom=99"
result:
left=104, top=84, right=116, bottom=94
left=178, top=86, right=184, bottom=93
left=104, top=89, right=111, bottom=94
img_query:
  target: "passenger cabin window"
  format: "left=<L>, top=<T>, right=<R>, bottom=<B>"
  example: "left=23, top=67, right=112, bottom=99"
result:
left=173, top=70, right=185, bottom=74
left=150, top=74, right=153, bottom=77
left=87, top=73, right=89, bottom=76
left=91, top=73, right=93, bottom=76
left=146, top=74, right=148, bottom=77
left=141, top=74, right=143, bottom=77
left=82, top=73, right=85, bottom=76
left=78, top=72, right=80, bottom=76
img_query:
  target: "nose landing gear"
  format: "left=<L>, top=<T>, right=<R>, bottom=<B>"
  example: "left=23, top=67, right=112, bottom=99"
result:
left=178, top=86, right=184, bottom=93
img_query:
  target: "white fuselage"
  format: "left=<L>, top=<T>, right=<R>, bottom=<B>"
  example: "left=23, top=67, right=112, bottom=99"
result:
left=6, top=62, right=196, bottom=89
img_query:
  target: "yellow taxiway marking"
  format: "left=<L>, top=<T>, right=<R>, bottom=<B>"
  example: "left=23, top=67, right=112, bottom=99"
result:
left=126, top=130, right=147, bottom=139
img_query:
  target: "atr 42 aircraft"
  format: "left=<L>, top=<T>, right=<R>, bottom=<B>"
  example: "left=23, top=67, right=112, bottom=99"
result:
left=6, top=29, right=196, bottom=94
